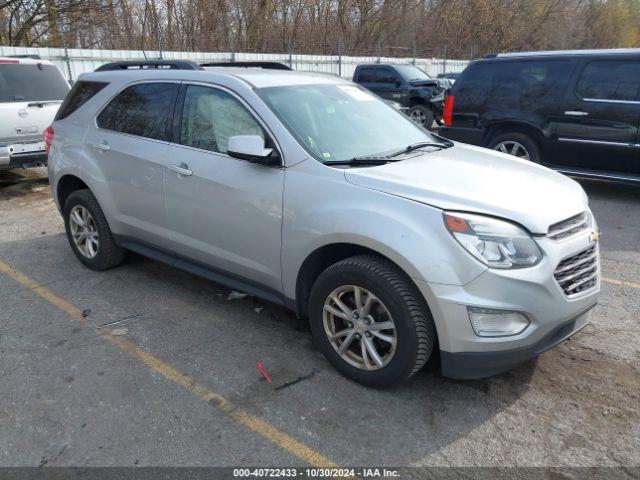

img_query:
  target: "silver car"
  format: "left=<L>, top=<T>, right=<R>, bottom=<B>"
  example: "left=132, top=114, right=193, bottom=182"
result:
left=0, top=57, right=69, bottom=169
left=48, top=65, right=600, bottom=387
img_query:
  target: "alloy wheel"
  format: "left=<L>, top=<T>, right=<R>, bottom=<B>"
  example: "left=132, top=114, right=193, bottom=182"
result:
left=323, top=285, right=397, bottom=371
left=69, top=205, right=99, bottom=259
left=494, top=140, right=530, bottom=160
left=409, top=109, right=427, bottom=126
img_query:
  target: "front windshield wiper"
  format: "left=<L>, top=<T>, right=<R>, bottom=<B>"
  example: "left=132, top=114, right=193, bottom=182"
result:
left=388, top=141, right=453, bottom=158
left=326, top=156, right=398, bottom=166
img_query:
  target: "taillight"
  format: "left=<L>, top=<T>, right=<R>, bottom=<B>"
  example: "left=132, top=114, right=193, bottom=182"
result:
left=443, top=94, right=455, bottom=127
left=0, top=58, right=19, bottom=63
left=44, top=126, right=54, bottom=153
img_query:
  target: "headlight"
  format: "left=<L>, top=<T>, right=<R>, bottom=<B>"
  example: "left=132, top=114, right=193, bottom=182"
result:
left=443, top=212, right=542, bottom=269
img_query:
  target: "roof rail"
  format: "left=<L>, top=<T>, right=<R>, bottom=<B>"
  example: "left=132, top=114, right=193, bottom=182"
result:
left=495, top=48, right=640, bottom=58
left=201, top=61, right=292, bottom=70
left=95, top=60, right=204, bottom=71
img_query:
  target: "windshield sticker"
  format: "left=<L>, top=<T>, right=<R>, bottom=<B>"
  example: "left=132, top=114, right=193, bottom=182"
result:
left=322, top=152, right=332, bottom=159
left=338, top=85, right=374, bottom=101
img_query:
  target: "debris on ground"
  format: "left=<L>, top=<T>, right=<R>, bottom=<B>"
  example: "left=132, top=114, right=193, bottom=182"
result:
left=227, top=291, right=248, bottom=301
left=81, top=309, right=91, bottom=318
left=256, top=361, right=272, bottom=383
left=275, top=368, right=320, bottom=391
left=110, top=328, right=128, bottom=336
left=253, top=307, right=264, bottom=314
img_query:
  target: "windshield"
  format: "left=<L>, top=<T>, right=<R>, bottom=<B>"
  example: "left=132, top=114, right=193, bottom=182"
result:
left=393, top=65, right=432, bottom=81
left=0, top=63, right=69, bottom=103
left=257, top=83, right=439, bottom=163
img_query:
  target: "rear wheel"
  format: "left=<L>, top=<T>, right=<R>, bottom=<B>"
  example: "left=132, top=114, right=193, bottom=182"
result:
left=308, top=255, right=436, bottom=388
left=408, top=104, right=434, bottom=129
left=489, top=132, right=541, bottom=163
left=64, top=189, right=125, bottom=270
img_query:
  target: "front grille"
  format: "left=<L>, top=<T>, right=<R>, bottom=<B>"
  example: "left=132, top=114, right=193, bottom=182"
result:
left=554, top=245, right=599, bottom=297
left=547, top=212, right=589, bottom=240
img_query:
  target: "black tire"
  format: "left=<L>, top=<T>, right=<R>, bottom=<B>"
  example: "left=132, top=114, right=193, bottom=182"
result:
left=408, top=104, right=435, bottom=129
left=308, top=255, right=436, bottom=388
left=64, top=189, right=125, bottom=271
left=489, top=131, right=541, bottom=163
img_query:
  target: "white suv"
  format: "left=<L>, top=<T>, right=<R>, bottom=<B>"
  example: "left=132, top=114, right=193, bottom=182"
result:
left=0, top=57, right=69, bottom=170
left=47, top=63, right=600, bottom=387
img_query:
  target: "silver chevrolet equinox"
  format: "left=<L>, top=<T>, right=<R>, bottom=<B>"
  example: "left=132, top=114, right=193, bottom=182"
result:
left=48, top=62, right=600, bottom=387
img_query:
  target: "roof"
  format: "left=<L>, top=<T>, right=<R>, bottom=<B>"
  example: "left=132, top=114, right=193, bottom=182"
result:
left=495, top=48, right=640, bottom=59
left=79, top=67, right=349, bottom=89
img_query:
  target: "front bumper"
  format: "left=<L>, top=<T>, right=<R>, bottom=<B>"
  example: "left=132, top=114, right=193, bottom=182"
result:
left=440, top=305, right=594, bottom=379
left=415, top=229, right=600, bottom=379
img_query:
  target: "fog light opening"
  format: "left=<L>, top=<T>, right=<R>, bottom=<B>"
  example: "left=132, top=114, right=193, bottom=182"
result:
left=467, top=307, right=530, bottom=337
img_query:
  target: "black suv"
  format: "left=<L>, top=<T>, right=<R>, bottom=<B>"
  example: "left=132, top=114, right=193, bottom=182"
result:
left=353, top=64, right=448, bottom=127
left=439, top=49, right=640, bottom=182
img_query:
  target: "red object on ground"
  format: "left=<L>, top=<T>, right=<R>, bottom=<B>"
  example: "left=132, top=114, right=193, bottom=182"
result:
left=256, top=362, right=272, bottom=383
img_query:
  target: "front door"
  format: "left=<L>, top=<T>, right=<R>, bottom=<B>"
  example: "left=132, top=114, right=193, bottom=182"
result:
left=373, top=67, right=404, bottom=103
left=164, top=84, right=284, bottom=294
left=552, top=58, right=640, bottom=175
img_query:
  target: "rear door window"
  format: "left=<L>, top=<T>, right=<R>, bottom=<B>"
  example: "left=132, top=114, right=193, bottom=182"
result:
left=55, top=81, right=108, bottom=120
left=97, top=82, right=179, bottom=141
left=575, top=60, right=640, bottom=101
left=0, top=63, right=69, bottom=103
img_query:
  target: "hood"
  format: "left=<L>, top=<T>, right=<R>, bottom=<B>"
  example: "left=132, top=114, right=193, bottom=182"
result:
left=344, top=143, right=588, bottom=234
left=410, top=78, right=449, bottom=89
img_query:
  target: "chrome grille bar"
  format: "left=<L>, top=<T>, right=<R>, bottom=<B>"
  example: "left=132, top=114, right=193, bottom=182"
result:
left=547, top=212, right=589, bottom=240
left=554, top=244, right=599, bottom=297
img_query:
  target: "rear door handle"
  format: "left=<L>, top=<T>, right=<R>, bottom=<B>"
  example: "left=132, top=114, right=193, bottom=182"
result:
left=168, top=163, right=193, bottom=176
left=564, top=111, right=589, bottom=117
left=93, top=140, right=110, bottom=151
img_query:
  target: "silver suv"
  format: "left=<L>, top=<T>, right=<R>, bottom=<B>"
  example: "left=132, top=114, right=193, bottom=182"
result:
left=0, top=57, right=69, bottom=169
left=48, top=64, right=600, bottom=387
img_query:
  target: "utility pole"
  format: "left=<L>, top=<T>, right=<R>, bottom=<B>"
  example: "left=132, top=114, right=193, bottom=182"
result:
left=288, top=35, right=293, bottom=68
left=412, top=38, right=416, bottom=65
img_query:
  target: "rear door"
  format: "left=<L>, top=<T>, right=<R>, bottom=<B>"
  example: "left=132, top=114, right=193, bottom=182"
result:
left=552, top=57, right=640, bottom=175
left=83, top=81, right=179, bottom=247
left=164, top=83, right=284, bottom=294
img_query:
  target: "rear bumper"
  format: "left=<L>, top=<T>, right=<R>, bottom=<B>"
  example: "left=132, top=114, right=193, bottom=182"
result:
left=438, top=126, right=484, bottom=145
left=440, top=305, right=594, bottom=379
left=0, top=147, right=48, bottom=170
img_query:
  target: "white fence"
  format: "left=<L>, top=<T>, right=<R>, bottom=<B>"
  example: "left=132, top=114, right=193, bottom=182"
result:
left=0, top=45, right=469, bottom=82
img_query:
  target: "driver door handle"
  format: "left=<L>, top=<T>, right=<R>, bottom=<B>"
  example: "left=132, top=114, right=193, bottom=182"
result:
left=93, top=140, right=111, bottom=151
left=168, top=163, right=193, bottom=176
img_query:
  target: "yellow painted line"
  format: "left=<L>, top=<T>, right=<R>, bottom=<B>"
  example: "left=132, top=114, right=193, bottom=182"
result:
left=0, top=259, right=337, bottom=467
left=602, top=277, right=640, bottom=290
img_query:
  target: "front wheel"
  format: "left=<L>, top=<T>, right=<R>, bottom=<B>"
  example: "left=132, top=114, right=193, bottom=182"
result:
left=308, top=255, right=436, bottom=388
left=408, top=104, right=435, bottom=129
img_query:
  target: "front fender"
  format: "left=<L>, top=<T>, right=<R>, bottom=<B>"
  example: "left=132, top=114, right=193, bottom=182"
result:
left=281, top=160, right=486, bottom=300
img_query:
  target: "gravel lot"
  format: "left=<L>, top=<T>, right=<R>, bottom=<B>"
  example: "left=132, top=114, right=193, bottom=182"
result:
left=0, top=167, right=638, bottom=474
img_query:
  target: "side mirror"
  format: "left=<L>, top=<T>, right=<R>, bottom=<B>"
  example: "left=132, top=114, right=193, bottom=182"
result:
left=227, top=135, right=279, bottom=166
